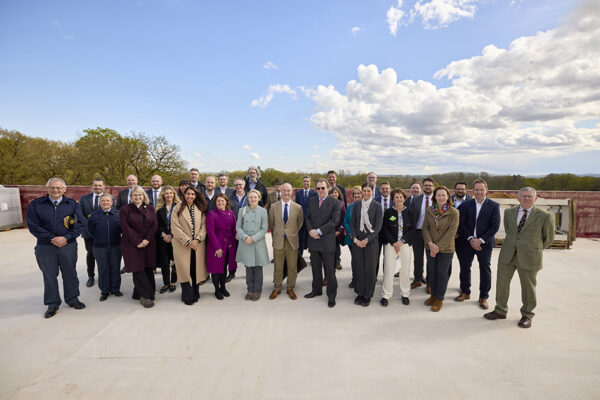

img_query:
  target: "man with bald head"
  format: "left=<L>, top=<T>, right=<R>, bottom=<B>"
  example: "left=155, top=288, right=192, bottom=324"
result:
left=146, top=175, right=163, bottom=207
left=116, top=174, right=138, bottom=210
left=268, top=183, right=304, bottom=300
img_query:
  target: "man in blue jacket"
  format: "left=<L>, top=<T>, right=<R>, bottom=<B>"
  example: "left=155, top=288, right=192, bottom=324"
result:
left=27, top=178, right=86, bottom=318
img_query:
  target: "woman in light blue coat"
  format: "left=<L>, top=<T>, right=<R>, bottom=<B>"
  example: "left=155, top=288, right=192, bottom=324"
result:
left=235, top=189, right=269, bottom=301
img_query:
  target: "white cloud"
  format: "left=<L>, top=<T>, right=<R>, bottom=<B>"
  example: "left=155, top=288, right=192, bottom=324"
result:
left=51, top=20, right=75, bottom=39
left=263, top=61, right=278, bottom=70
left=251, top=84, right=297, bottom=108
left=242, top=144, right=252, bottom=150
left=250, top=152, right=261, bottom=160
left=386, top=1, right=405, bottom=36
left=409, top=0, right=479, bottom=29
left=307, top=1, right=600, bottom=173
left=351, top=26, right=362, bottom=37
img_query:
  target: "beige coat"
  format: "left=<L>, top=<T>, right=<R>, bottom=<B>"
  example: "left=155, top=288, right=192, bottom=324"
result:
left=268, top=200, right=303, bottom=250
left=170, top=203, right=208, bottom=284
left=422, top=206, right=459, bottom=254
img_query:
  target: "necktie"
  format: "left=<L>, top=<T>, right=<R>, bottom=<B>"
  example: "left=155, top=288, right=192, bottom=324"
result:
left=53, top=200, right=58, bottom=208
left=319, top=198, right=323, bottom=208
left=93, top=195, right=98, bottom=210
left=305, top=190, right=308, bottom=198
left=154, top=190, right=158, bottom=206
left=283, top=203, right=288, bottom=224
left=518, top=209, right=528, bottom=233
left=384, top=198, right=388, bottom=209
left=425, top=196, right=430, bottom=209
left=277, top=193, right=281, bottom=201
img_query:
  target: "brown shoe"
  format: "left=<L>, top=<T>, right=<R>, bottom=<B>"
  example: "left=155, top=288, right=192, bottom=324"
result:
left=322, top=277, right=327, bottom=286
left=252, top=292, right=261, bottom=301
left=424, top=295, right=435, bottom=306
left=410, top=281, right=422, bottom=289
left=518, top=316, right=532, bottom=328
left=484, top=311, right=507, bottom=320
left=287, top=289, right=297, bottom=300
left=479, top=298, right=489, bottom=309
left=269, top=290, right=281, bottom=300
left=426, top=284, right=431, bottom=294
left=431, top=299, right=443, bottom=312
left=455, top=293, right=470, bottom=302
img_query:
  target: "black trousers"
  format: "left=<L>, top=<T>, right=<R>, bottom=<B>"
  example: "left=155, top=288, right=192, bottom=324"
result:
left=427, top=252, right=453, bottom=300
left=181, top=250, right=199, bottom=304
left=212, top=249, right=228, bottom=290
left=159, top=242, right=177, bottom=286
left=132, top=268, right=155, bottom=300
left=83, top=237, right=96, bottom=277
left=353, top=239, right=379, bottom=299
left=310, top=249, right=337, bottom=300
left=412, top=230, right=425, bottom=282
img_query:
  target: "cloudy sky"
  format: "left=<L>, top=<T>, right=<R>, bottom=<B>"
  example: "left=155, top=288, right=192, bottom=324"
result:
left=1, top=0, right=598, bottom=175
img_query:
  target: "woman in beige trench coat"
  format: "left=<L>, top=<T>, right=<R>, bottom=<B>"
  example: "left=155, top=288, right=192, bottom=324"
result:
left=171, top=186, right=209, bottom=305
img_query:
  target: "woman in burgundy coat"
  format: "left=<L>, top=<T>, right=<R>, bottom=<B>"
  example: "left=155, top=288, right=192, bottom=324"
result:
left=120, top=186, right=158, bottom=308
left=205, top=194, right=237, bottom=300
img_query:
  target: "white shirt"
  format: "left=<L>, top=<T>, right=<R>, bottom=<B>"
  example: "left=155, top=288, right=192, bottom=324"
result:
left=417, top=195, right=432, bottom=229
left=152, top=188, right=161, bottom=204
left=219, top=187, right=228, bottom=194
left=281, top=200, right=292, bottom=220
left=454, top=196, right=466, bottom=208
left=206, top=191, right=215, bottom=201
left=473, top=198, right=486, bottom=242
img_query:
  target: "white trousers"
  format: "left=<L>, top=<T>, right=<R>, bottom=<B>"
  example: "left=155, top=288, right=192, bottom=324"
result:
left=382, top=243, right=413, bottom=299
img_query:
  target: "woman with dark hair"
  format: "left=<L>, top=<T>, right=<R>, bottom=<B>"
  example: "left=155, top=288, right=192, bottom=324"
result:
left=344, top=186, right=362, bottom=289
left=329, top=186, right=346, bottom=272
left=177, top=179, right=189, bottom=200
left=350, top=183, right=383, bottom=307
left=380, top=188, right=417, bottom=306
left=206, top=193, right=237, bottom=300
left=120, top=186, right=158, bottom=308
left=422, top=185, right=460, bottom=312
left=170, top=186, right=209, bottom=305
left=155, top=185, right=180, bottom=294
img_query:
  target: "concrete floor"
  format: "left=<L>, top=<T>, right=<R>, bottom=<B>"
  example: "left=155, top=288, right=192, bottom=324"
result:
left=0, top=228, right=599, bottom=400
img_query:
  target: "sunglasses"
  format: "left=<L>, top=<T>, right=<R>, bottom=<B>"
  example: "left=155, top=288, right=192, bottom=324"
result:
left=316, top=187, right=327, bottom=190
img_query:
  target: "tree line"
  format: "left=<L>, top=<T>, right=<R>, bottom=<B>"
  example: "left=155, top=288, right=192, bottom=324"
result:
left=1, top=127, right=598, bottom=191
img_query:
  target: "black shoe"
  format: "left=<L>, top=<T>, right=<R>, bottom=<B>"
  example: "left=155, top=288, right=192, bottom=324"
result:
left=86, top=276, right=95, bottom=287
left=99, top=293, right=109, bottom=301
left=215, top=290, right=224, bottom=300
left=328, top=299, right=336, bottom=308
left=354, top=296, right=363, bottom=305
left=361, top=298, right=370, bottom=307
left=69, top=300, right=86, bottom=310
left=132, top=293, right=140, bottom=300
left=44, top=306, right=58, bottom=318
left=220, top=287, right=230, bottom=297
left=159, top=285, right=169, bottom=294
left=169, top=284, right=176, bottom=293
left=402, top=297, right=410, bottom=305
left=111, top=290, right=123, bottom=297
left=394, top=272, right=400, bottom=278
left=380, top=298, right=388, bottom=307
left=226, top=271, right=236, bottom=283
left=348, top=281, right=355, bottom=289
left=420, top=278, right=426, bottom=284
left=120, top=267, right=126, bottom=274
left=304, top=291, right=322, bottom=298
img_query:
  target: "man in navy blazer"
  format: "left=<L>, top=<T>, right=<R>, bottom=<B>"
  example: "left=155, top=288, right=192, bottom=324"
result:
left=116, top=174, right=138, bottom=210
left=455, top=179, right=500, bottom=309
left=79, top=178, right=105, bottom=287
left=295, top=176, right=317, bottom=256
left=145, top=175, right=163, bottom=207
left=327, top=170, right=347, bottom=206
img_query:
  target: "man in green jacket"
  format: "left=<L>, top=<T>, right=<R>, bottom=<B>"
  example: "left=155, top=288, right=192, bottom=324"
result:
left=484, top=187, right=555, bottom=328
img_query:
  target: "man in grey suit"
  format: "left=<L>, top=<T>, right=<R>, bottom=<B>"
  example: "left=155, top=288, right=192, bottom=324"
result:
left=484, top=187, right=555, bottom=328
left=217, top=173, right=235, bottom=197
left=304, top=178, right=341, bottom=308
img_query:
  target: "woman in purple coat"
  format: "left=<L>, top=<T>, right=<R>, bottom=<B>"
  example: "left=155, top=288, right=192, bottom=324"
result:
left=120, top=186, right=158, bottom=308
left=205, top=194, right=238, bottom=300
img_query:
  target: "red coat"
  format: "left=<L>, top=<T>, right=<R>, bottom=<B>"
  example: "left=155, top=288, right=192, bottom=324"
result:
left=120, top=203, right=158, bottom=272
left=205, top=208, right=237, bottom=274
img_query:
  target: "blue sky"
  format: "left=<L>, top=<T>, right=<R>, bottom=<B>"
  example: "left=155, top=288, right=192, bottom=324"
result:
left=1, top=0, right=598, bottom=175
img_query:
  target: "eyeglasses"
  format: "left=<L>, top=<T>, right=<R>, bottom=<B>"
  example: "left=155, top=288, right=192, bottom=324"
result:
left=316, top=187, right=327, bottom=190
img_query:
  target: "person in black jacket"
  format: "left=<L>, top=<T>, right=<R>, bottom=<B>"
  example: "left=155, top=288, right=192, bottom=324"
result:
left=244, top=166, right=269, bottom=207
left=155, top=185, right=180, bottom=294
left=87, top=193, right=122, bottom=301
left=26, top=178, right=86, bottom=318
left=379, top=189, right=417, bottom=306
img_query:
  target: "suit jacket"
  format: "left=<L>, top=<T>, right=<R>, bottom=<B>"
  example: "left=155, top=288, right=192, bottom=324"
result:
left=79, top=192, right=99, bottom=238
left=265, top=190, right=282, bottom=211
left=204, top=192, right=216, bottom=212
left=229, top=192, right=247, bottom=220
left=156, top=203, right=175, bottom=268
left=305, top=196, right=341, bottom=252
left=295, top=188, right=317, bottom=215
left=188, top=181, right=206, bottom=193
left=217, top=187, right=235, bottom=198
left=498, top=206, right=555, bottom=271
left=244, top=179, right=269, bottom=207
left=457, top=198, right=500, bottom=248
left=116, top=188, right=131, bottom=210
left=452, top=193, right=472, bottom=209
left=146, top=188, right=162, bottom=207
left=380, top=207, right=417, bottom=246
left=268, top=200, right=303, bottom=250
left=351, top=200, right=383, bottom=243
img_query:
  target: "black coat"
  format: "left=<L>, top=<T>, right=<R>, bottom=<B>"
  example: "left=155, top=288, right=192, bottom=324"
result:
left=87, top=209, right=121, bottom=248
left=26, top=195, right=85, bottom=245
left=380, top=207, right=417, bottom=246
left=305, top=196, right=341, bottom=252
left=244, top=179, right=269, bottom=207
left=351, top=200, right=383, bottom=243
left=156, top=204, right=175, bottom=269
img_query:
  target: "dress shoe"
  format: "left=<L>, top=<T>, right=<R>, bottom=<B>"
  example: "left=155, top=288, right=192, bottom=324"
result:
left=245, top=293, right=252, bottom=301
left=380, top=298, right=388, bottom=307
left=394, top=272, right=400, bottom=278
left=420, top=278, right=427, bottom=284
left=484, top=311, right=507, bottom=320
left=111, top=290, right=123, bottom=297
left=410, top=281, right=422, bottom=289
left=328, top=299, right=336, bottom=308
left=44, top=306, right=58, bottom=319
left=322, top=277, right=327, bottom=286
left=69, top=300, right=86, bottom=310
left=336, top=263, right=342, bottom=270
left=426, top=284, right=431, bottom=294
left=424, top=296, right=435, bottom=306
left=518, top=316, right=532, bottom=328
left=120, top=267, right=126, bottom=274
left=402, top=297, right=410, bottom=305
left=479, top=298, right=489, bottom=310
left=159, top=285, right=170, bottom=294
left=287, top=289, right=297, bottom=300
left=348, top=281, right=355, bottom=289
left=215, top=290, right=224, bottom=300
left=140, top=297, right=154, bottom=308
left=226, top=271, right=236, bottom=283
left=86, top=276, right=95, bottom=287
left=304, top=291, right=322, bottom=298
left=169, top=284, right=176, bottom=293
left=360, top=298, right=370, bottom=307
left=269, top=289, right=281, bottom=300
left=252, top=292, right=261, bottom=301
left=455, top=293, right=470, bottom=302
left=354, top=296, right=363, bottom=305
left=431, top=299, right=443, bottom=312
left=220, top=288, right=230, bottom=297
left=99, top=293, right=109, bottom=302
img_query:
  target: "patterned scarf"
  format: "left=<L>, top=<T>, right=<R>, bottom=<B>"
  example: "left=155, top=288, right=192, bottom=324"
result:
left=433, top=202, right=450, bottom=231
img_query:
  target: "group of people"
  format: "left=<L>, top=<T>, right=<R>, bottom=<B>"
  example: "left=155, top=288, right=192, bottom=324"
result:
left=27, top=168, right=555, bottom=329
